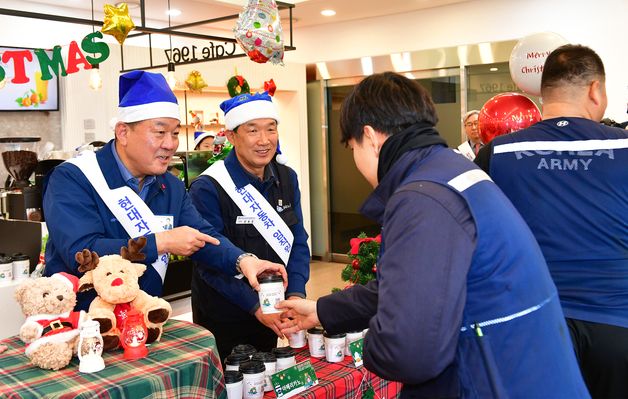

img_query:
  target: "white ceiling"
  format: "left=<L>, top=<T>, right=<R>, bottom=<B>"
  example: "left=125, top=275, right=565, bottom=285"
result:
left=14, top=0, right=472, bottom=32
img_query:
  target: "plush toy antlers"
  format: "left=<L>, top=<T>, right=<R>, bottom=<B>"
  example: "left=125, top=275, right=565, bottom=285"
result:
left=76, top=237, right=147, bottom=273
left=76, top=250, right=99, bottom=273
left=120, top=237, right=147, bottom=262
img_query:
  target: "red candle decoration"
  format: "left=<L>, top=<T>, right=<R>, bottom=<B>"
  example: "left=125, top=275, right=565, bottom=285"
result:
left=120, top=309, right=148, bottom=360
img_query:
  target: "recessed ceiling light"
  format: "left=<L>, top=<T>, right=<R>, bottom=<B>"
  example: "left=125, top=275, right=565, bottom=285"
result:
left=166, top=9, right=182, bottom=17
left=321, top=9, right=336, bottom=17
left=489, top=67, right=499, bottom=72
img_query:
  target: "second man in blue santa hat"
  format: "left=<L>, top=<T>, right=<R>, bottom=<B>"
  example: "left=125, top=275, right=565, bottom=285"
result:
left=189, top=92, right=310, bottom=358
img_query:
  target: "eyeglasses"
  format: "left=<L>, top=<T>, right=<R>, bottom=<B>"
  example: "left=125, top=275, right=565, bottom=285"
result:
left=464, top=121, right=479, bottom=127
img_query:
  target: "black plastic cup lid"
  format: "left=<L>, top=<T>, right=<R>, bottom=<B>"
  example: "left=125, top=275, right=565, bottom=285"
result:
left=225, top=352, right=250, bottom=365
left=224, top=370, right=244, bottom=384
left=251, top=351, right=276, bottom=363
left=307, top=327, right=324, bottom=334
left=232, top=344, right=256, bottom=356
left=11, top=253, right=29, bottom=261
left=0, top=255, right=12, bottom=264
left=259, top=274, right=283, bottom=284
left=0, top=137, right=41, bottom=143
left=323, top=331, right=346, bottom=339
left=239, top=360, right=266, bottom=374
left=271, top=346, right=295, bottom=358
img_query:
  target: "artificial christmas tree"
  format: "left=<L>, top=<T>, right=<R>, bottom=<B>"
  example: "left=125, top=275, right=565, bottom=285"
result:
left=334, top=233, right=381, bottom=292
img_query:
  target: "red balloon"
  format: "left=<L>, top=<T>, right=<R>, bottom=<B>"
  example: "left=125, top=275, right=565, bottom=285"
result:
left=479, top=93, right=541, bottom=144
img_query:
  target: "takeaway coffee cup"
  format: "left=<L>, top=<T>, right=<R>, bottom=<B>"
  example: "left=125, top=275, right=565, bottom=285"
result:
left=251, top=352, right=276, bottom=392
left=224, top=370, right=244, bottom=399
left=307, top=327, right=325, bottom=358
left=225, top=353, right=251, bottom=372
left=12, top=253, right=30, bottom=280
left=232, top=344, right=257, bottom=359
left=258, top=274, right=284, bottom=314
left=288, top=329, right=306, bottom=348
left=239, top=360, right=265, bottom=399
left=272, top=346, right=296, bottom=371
left=0, top=255, right=13, bottom=284
left=324, top=332, right=346, bottom=363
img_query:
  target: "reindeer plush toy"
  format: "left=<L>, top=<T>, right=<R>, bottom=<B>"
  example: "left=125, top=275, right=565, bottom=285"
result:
left=76, top=238, right=172, bottom=351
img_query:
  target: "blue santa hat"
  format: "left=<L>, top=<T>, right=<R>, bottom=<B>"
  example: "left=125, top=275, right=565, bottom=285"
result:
left=118, top=70, right=180, bottom=123
left=193, top=130, right=216, bottom=148
left=220, top=92, right=280, bottom=131
left=275, top=141, right=287, bottom=165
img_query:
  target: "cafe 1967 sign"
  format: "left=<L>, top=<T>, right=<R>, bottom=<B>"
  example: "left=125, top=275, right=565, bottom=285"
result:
left=165, top=42, right=237, bottom=64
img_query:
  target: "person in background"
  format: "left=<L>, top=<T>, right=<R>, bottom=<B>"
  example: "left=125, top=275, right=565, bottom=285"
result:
left=188, top=92, right=310, bottom=358
left=193, top=131, right=216, bottom=151
left=456, top=110, right=482, bottom=160
left=277, top=72, right=588, bottom=398
left=475, top=44, right=628, bottom=398
left=43, top=71, right=286, bottom=311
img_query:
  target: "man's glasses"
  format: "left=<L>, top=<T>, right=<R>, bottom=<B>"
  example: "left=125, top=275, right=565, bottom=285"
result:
left=465, top=121, right=479, bottom=127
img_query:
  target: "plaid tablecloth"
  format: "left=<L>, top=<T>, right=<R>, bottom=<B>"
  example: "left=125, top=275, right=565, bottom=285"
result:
left=0, top=319, right=226, bottom=399
left=264, top=347, right=402, bottom=399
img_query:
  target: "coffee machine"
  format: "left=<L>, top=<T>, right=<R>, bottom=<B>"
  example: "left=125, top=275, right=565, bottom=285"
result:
left=0, top=136, right=43, bottom=221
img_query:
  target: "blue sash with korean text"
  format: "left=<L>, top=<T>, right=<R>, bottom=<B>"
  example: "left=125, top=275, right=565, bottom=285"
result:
left=202, top=160, right=293, bottom=265
left=67, top=151, right=169, bottom=282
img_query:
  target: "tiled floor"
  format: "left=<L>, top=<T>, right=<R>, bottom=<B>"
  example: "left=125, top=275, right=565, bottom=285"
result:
left=170, top=260, right=346, bottom=322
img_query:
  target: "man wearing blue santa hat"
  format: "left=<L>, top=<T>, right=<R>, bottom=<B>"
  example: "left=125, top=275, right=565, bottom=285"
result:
left=189, top=91, right=310, bottom=357
left=43, top=71, right=286, bottom=313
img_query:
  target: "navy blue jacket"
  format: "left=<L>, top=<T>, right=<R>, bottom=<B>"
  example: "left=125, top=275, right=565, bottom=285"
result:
left=483, top=117, right=628, bottom=328
left=43, top=140, right=244, bottom=310
left=189, top=151, right=310, bottom=313
left=318, top=145, right=588, bottom=398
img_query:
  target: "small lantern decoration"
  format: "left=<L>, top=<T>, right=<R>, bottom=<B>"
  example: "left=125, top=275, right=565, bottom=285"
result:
left=78, top=319, right=105, bottom=373
left=120, top=309, right=148, bottom=360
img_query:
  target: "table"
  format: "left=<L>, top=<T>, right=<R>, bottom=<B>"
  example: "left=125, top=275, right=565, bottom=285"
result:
left=264, top=347, right=402, bottom=399
left=0, top=319, right=226, bottom=399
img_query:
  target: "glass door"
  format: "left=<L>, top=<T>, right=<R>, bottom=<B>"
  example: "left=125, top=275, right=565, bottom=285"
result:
left=326, top=69, right=460, bottom=257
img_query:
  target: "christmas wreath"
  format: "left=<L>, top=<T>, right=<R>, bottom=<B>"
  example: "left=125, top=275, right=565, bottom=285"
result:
left=227, top=75, right=250, bottom=98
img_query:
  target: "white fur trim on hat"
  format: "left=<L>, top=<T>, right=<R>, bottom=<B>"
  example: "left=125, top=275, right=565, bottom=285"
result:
left=118, top=102, right=181, bottom=123
left=51, top=273, right=80, bottom=293
left=224, top=100, right=280, bottom=130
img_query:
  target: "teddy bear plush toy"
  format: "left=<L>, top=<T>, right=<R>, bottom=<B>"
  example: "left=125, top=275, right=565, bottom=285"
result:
left=76, top=237, right=172, bottom=351
left=14, top=272, right=88, bottom=370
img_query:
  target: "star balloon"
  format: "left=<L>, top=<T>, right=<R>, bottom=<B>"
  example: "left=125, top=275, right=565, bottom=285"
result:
left=101, top=3, right=135, bottom=45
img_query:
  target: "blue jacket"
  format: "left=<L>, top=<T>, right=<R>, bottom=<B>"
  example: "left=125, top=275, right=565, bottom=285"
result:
left=318, top=145, right=588, bottom=398
left=189, top=151, right=310, bottom=313
left=486, top=117, right=628, bottom=328
left=43, top=140, right=244, bottom=310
